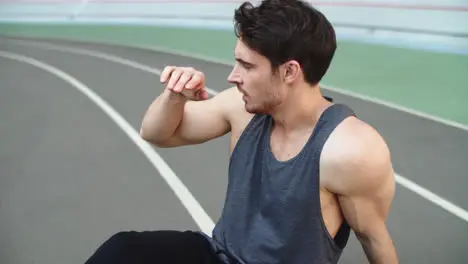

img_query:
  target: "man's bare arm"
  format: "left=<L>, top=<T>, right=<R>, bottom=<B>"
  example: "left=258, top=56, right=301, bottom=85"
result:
left=140, top=66, right=234, bottom=147
left=339, top=169, right=398, bottom=264
left=321, top=118, right=399, bottom=263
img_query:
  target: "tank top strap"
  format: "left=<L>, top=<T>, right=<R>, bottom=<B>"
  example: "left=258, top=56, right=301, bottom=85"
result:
left=307, top=103, right=356, bottom=158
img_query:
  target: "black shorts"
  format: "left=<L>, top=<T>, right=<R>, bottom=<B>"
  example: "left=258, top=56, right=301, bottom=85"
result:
left=85, top=230, right=224, bottom=264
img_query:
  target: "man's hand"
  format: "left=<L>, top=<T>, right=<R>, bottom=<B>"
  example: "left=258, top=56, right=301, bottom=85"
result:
left=160, top=66, right=209, bottom=101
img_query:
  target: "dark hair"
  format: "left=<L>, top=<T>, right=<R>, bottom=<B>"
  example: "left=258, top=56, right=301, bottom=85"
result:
left=233, top=0, right=336, bottom=85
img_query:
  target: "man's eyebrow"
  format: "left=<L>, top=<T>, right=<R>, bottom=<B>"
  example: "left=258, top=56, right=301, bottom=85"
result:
left=235, top=58, right=254, bottom=66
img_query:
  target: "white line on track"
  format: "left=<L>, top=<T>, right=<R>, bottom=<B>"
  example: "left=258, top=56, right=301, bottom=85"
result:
left=319, top=84, right=468, bottom=132
left=3, top=39, right=468, bottom=224
left=0, top=39, right=220, bottom=96
left=0, top=50, right=216, bottom=235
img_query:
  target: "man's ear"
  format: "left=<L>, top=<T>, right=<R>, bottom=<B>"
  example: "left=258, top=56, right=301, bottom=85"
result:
left=282, top=60, right=301, bottom=84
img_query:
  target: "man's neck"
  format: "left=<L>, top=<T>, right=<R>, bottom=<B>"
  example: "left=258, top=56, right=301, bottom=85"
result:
left=269, top=84, right=332, bottom=134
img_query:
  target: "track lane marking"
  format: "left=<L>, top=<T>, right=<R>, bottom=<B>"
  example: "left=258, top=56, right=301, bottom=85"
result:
left=0, top=49, right=216, bottom=234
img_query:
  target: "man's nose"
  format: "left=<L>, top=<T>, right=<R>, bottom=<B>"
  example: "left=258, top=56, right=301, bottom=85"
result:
left=227, top=69, right=239, bottom=84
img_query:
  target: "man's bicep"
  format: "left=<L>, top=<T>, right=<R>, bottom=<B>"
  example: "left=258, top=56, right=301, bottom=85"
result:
left=174, top=98, right=230, bottom=144
left=322, top=118, right=398, bottom=261
left=338, top=180, right=393, bottom=237
left=338, top=153, right=395, bottom=233
left=321, top=119, right=395, bottom=234
left=166, top=88, right=239, bottom=147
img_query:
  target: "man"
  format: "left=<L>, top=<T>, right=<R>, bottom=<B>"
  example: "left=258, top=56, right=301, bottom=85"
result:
left=85, top=0, right=398, bottom=263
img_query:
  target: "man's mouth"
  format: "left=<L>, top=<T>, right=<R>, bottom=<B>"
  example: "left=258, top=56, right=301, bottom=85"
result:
left=237, top=86, right=247, bottom=96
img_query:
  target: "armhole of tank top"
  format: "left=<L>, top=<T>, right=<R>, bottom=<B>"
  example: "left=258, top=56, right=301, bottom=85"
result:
left=229, top=114, right=264, bottom=163
left=313, top=104, right=354, bottom=253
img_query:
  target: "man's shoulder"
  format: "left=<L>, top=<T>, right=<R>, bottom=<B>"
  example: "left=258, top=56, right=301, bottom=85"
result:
left=327, top=116, right=389, bottom=156
left=320, top=116, right=394, bottom=195
left=212, top=86, right=246, bottom=113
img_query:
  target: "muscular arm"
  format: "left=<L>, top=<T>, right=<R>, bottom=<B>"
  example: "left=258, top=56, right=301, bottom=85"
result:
left=339, top=166, right=397, bottom=264
left=140, top=66, right=237, bottom=147
left=140, top=88, right=233, bottom=147
left=321, top=118, right=399, bottom=264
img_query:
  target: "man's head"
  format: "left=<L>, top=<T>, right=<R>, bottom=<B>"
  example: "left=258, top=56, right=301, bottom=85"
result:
left=227, top=0, right=336, bottom=114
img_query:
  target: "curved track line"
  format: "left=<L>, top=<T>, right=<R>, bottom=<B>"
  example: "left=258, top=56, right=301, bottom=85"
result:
left=0, top=49, right=215, bottom=234
left=0, top=38, right=220, bottom=96
left=3, top=39, right=468, bottom=223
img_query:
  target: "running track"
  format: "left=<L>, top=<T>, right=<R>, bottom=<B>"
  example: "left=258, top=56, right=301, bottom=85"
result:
left=0, top=36, right=467, bottom=264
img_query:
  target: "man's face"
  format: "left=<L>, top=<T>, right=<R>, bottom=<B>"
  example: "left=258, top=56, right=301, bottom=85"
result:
left=227, top=39, right=287, bottom=114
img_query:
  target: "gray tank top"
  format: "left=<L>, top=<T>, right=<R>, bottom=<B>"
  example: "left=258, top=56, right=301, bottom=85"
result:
left=201, top=101, right=354, bottom=264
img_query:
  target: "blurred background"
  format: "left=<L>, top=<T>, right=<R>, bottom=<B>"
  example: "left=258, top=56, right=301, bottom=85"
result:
left=0, top=1, right=467, bottom=264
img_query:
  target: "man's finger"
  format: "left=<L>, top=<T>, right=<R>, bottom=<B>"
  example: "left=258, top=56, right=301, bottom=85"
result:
left=185, top=72, right=204, bottom=89
left=173, top=71, right=193, bottom=92
left=160, top=66, right=175, bottom=83
left=166, top=68, right=184, bottom=90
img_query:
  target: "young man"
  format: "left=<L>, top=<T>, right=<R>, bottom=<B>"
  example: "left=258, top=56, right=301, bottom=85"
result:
left=85, top=0, right=398, bottom=263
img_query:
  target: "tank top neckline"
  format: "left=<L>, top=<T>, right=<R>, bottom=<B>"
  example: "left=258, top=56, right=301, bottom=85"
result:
left=264, top=103, right=338, bottom=165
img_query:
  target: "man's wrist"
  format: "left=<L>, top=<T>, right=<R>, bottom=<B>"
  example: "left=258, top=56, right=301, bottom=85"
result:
left=164, top=88, right=189, bottom=103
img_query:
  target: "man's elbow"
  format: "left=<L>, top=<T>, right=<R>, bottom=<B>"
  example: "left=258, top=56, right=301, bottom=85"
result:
left=139, top=127, right=184, bottom=148
left=139, top=126, right=154, bottom=142
left=139, top=127, right=166, bottom=147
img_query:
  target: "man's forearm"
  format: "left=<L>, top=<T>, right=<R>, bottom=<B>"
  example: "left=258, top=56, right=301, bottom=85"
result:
left=358, top=231, right=399, bottom=264
left=140, top=88, right=188, bottom=143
